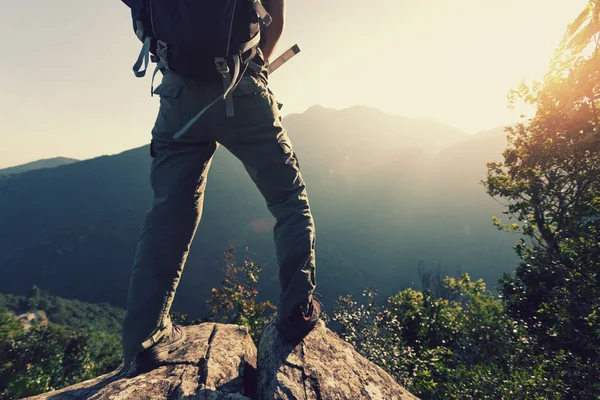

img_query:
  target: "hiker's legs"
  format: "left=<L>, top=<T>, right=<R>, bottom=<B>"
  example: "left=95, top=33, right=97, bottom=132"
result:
left=218, top=75, right=317, bottom=322
left=122, top=73, right=218, bottom=366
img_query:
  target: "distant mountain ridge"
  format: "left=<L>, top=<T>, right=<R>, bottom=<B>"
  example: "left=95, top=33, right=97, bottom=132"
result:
left=0, top=106, right=515, bottom=316
left=286, top=105, right=471, bottom=156
left=0, top=157, right=79, bottom=177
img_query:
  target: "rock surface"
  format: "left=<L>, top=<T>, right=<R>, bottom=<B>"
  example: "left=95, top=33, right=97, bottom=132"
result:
left=258, top=320, right=419, bottom=400
left=27, top=323, right=257, bottom=400
left=15, top=310, right=48, bottom=330
left=28, top=321, right=419, bottom=400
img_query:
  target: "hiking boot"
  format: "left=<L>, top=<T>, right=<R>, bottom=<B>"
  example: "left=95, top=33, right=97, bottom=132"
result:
left=135, top=324, right=186, bottom=372
left=276, top=296, right=321, bottom=343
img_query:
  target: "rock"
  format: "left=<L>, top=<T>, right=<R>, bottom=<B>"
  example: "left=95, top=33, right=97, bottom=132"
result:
left=28, top=321, right=420, bottom=400
left=15, top=310, right=48, bottom=330
left=27, top=323, right=257, bottom=400
left=258, top=320, right=420, bottom=400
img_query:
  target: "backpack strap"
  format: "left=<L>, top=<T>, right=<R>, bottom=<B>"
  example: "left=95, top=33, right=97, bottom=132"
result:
left=251, top=0, right=272, bottom=26
left=173, top=54, right=245, bottom=140
left=174, top=42, right=302, bottom=141
left=240, top=32, right=261, bottom=56
left=173, top=95, right=222, bottom=140
left=133, top=36, right=152, bottom=78
left=215, top=56, right=241, bottom=117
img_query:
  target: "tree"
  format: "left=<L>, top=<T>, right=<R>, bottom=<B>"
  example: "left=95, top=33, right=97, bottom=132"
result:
left=207, top=247, right=276, bottom=343
left=0, top=312, right=24, bottom=344
left=333, top=274, right=564, bottom=399
left=0, top=324, right=68, bottom=399
left=483, top=1, right=600, bottom=397
left=0, top=290, right=124, bottom=399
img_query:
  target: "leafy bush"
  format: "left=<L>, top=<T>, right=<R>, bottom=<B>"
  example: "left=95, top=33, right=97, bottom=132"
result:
left=334, top=274, right=568, bottom=399
left=0, top=290, right=123, bottom=399
left=482, top=3, right=600, bottom=398
left=207, top=247, right=276, bottom=343
left=0, top=318, right=121, bottom=399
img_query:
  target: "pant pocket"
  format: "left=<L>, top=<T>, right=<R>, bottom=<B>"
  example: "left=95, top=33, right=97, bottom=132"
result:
left=152, top=83, right=184, bottom=138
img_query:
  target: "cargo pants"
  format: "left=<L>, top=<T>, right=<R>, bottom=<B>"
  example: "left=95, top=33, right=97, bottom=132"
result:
left=122, top=66, right=316, bottom=367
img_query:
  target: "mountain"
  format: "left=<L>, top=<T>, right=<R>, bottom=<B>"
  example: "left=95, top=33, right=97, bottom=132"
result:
left=0, top=108, right=517, bottom=316
left=0, top=157, right=79, bottom=177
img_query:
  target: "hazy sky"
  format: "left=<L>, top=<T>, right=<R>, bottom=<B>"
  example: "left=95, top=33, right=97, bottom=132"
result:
left=0, top=0, right=589, bottom=168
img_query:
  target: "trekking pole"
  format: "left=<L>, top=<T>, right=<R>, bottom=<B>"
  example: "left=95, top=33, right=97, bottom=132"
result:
left=268, top=44, right=300, bottom=74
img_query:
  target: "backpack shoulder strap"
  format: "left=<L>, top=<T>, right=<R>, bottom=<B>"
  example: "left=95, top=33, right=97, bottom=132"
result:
left=133, top=35, right=152, bottom=78
left=251, top=0, right=272, bottom=26
left=122, top=1, right=155, bottom=78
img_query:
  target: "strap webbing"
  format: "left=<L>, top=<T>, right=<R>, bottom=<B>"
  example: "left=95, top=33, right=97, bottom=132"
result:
left=140, top=318, right=170, bottom=349
left=218, top=59, right=235, bottom=117
left=172, top=43, right=300, bottom=140
left=173, top=55, right=243, bottom=140
left=150, top=61, right=164, bottom=96
left=240, top=32, right=261, bottom=55
left=173, top=96, right=222, bottom=140
left=133, top=36, right=152, bottom=78
left=252, top=0, right=272, bottom=26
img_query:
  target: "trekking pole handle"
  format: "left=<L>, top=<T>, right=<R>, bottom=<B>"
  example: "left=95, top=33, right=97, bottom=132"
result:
left=267, top=44, right=301, bottom=74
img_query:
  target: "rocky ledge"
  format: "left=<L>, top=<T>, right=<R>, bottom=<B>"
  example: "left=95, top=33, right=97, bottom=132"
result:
left=28, top=321, right=419, bottom=400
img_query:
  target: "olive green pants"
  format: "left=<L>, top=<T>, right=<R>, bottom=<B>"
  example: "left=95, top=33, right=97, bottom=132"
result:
left=122, top=69, right=316, bottom=366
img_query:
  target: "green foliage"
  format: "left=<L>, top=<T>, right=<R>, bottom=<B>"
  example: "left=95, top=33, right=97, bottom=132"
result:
left=0, top=290, right=124, bottom=399
left=483, top=2, right=600, bottom=398
left=0, top=312, right=24, bottom=344
left=207, top=247, right=277, bottom=343
left=0, top=324, right=99, bottom=399
left=0, top=286, right=125, bottom=336
left=334, top=274, right=568, bottom=399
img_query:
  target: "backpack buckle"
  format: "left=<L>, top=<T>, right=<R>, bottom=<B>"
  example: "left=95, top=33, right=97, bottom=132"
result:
left=215, top=57, right=235, bottom=117
left=215, top=57, right=230, bottom=75
left=251, top=0, right=272, bottom=26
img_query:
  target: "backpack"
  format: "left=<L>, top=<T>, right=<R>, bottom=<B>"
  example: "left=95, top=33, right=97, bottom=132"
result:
left=121, top=0, right=272, bottom=138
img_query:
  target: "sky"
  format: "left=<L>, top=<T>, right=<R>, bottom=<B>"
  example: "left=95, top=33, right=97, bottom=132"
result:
left=0, top=0, right=589, bottom=168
